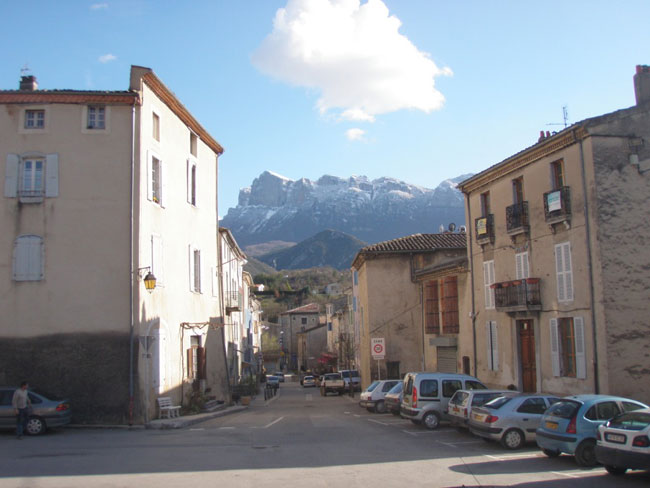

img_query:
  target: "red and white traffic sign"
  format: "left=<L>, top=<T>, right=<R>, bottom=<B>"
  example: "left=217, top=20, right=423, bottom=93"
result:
left=371, top=337, right=385, bottom=359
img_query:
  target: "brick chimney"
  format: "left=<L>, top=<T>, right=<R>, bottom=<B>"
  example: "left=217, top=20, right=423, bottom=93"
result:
left=19, top=75, right=38, bottom=91
left=634, top=65, right=650, bottom=105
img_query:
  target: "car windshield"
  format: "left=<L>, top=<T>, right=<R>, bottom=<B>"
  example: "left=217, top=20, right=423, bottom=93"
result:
left=546, top=400, right=581, bottom=419
left=388, top=382, right=403, bottom=394
left=325, top=374, right=340, bottom=380
left=472, top=393, right=504, bottom=406
left=366, top=381, right=380, bottom=392
left=483, top=396, right=512, bottom=410
left=450, top=391, right=469, bottom=406
left=607, top=411, right=650, bottom=430
left=304, top=376, right=313, bottom=380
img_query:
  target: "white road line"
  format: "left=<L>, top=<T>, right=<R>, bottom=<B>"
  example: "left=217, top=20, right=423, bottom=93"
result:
left=219, top=427, right=235, bottom=430
left=485, top=453, right=541, bottom=460
left=402, top=430, right=419, bottom=436
left=189, top=428, right=205, bottom=431
left=551, top=471, right=581, bottom=479
left=551, top=469, right=606, bottom=479
left=344, top=411, right=351, bottom=414
left=262, top=416, right=285, bottom=429
left=353, top=414, right=361, bottom=418
left=368, top=419, right=390, bottom=426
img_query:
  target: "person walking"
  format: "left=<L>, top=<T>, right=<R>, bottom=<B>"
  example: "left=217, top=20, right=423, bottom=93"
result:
left=12, top=381, right=31, bottom=439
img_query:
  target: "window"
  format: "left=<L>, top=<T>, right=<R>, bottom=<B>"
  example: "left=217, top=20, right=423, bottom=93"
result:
left=517, top=398, right=548, bottom=415
left=425, top=280, right=440, bottom=334
left=190, top=133, right=198, bottom=157
left=551, top=160, right=564, bottom=190
left=512, top=177, right=524, bottom=204
left=515, top=252, right=530, bottom=280
left=441, top=276, right=459, bottom=333
left=187, top=336, right=205, bottom=380
left=419, top=379, right=438, bottom=397
left=480, top=191, right=490, bottom=217
left=353, top=271, right=358, bottom=286
left=13, top=235, right=44, bottom=281
left=25, top=109, right=44, bottom=129
left=152, top=112, right=160, bottom=141
left=442, top=380, right=462, bottom=398
left=5, top=154, right=58, bottom=201
left=486, top=321, right=498, bottom=370
left=87, top=106, right=105, bottom=129
left=483, top=261, right=495, bottom=309
left=585, top=401, right=620, bottom=421
left=301, top=317, right=307, bottom=325
left=189, top=245, right=201, bottom=293
left=555, top=242, right=574, bottom=302
left=147, top=154, right=164, bottom=206
left=151, top=235, right=164, bottom=286
left=465, top=380, right=486, bottom=390
left=550, top=316, right=586, bottom=378
left=187, top=160, right=197, bottom=206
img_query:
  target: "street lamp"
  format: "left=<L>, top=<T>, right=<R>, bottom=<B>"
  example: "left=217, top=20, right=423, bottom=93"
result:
left=137, top=267, right=157, bottom=293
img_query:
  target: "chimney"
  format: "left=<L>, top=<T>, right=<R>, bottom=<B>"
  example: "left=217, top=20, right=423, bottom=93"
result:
left=19, top=75, right=38, bottom=91
left=634, top=65, right=650, bottom=105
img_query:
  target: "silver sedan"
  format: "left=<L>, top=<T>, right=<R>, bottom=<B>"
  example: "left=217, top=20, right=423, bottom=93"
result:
left=468, top=394, right=560, bottom=449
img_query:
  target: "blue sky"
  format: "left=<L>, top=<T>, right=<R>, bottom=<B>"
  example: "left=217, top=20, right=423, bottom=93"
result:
left=2, top=1, right=649, bottom=214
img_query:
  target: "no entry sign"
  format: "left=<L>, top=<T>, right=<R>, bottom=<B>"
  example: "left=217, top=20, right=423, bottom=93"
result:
left=371, top=337, right=385, bottom=359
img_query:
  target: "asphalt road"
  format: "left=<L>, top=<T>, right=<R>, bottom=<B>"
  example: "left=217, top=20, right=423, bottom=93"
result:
left=1, top=382, right=648, bottom=487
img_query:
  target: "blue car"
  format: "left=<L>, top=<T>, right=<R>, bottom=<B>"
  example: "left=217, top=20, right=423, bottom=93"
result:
left=536, top=394, right=648, bottom=467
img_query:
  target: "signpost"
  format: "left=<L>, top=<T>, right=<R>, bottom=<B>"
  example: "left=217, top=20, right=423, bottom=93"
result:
left=371, top=338, right=385, bottom=380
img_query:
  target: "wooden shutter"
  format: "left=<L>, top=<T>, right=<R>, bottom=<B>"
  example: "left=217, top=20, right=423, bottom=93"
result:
left=5, top=154, right=19, bottom=197
left=425, top=280, right=440, bottom=334
left=197, top=347, right=207, bottom=380
left=563, top=243, right=573, bottom=301
left=187, top=348, right=194, bottom=379
left=484, top=261, right=495, bottom=309
left=45, top=153, right=59, bottom=197
left=555, top=243, right=573, bottom=302
left=188, top=245, right=195, bottom=291
left=486, top=321, right=498, bottom=370
left=186, top=159, right=192, bottom=204
left=442, top=276, right=459, bottom=333
left=13, top=235, right=43, bottom=281
left=146, top=152, right=153, bottom=201
left=555, top=244, right=566, bottom=302
left=516, top=252, right=529, bottom=280
left=550, top=318, right=560, bottom=376
left=160, top=159, right=167, bottom=208
left=574, top=316, right=586, bottom=379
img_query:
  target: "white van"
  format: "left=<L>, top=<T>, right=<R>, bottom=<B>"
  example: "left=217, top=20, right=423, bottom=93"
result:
left=339, top=370, right=361, bottom=391
left=400, top=372, right=487, bottom=429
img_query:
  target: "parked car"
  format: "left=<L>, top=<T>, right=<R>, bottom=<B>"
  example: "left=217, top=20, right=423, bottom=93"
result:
left=266, top=376, right=280, bottom=389
left=320, top=373, right=345, bottom=396
left=401, top=372, right=487, bottom=429
left=340, top=370, right=361, bottom=391
left=273, top=372, right=285, bottom=383
left=448, top=389, right=515, bottom=430
left=384, top=382, right=403, bottom=416
left=0, top=386, right=72, bottom=435
left=536, top=394, right=648, bottom=467
left=359, top=380, right=401, bottom=413
left=302, top=376, right=316, bottom=388
left=595, top=407, right=650, bottom=475
left=468, top=394, right=560, bottom=449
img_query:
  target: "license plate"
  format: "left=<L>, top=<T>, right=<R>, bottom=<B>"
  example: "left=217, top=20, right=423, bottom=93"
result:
left=452, top=406, right=459, bottom=413
left=605, top=433, right=626, bottom=444
left=545, top=421, right=558, bottom=430
left=472, top=413, right=485, bottom=421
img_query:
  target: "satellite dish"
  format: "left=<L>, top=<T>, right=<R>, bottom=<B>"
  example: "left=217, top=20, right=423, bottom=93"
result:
left=459, top=225, right=467, bottom=233
left=448, top=223, right=456, bottom=232
left=438, top=224, right=445, bottom=233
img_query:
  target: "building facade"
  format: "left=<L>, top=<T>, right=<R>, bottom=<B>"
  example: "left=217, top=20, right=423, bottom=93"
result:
left=0, top=67, right=227, bottom=423
left=459, top=66, right=650, bottom=403
left=279, top=303, right=320, bottom=372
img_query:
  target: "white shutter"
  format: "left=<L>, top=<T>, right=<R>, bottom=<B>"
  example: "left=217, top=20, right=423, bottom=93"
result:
left=550, top=318, right=560, bottom=377
left=574, top=316, right=586, bottom=379
left=486, top=321, right=498, bottom=371
left=160, top=159, right=167, bottom=208
left=484, top=261, right=495, bottom=309
left=189, top=245, right=195, bottom=291
left=563, top=243, right=573, bottom=301
left=516, top=252, right=530, bottom=279
left=45, top=153, right=59, bottom=197
left=146, top=152, right=153, bottom=201
left=5, top=154, right=19, bottom=197
left=13, top=235, right=43, bottom=281
left=555, top=244, right=566, bottom=302
left=186, top=159, right=192, bottom=204
left=486, top=321, right=492, bottom=370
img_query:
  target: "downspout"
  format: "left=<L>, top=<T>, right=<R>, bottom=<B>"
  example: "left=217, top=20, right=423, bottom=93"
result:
left=465, top=191, right=478, bottom=377
left=128, top=102, right=136, bottom=425
left=217, top=213, right=232, bottom=403
left=410, top=253, right=426, bottom=371
left=578, top=134, right=600, bottom=393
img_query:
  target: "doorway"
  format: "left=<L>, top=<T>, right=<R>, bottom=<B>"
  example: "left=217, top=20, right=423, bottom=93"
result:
left=517, top=320, right=536, bottom=392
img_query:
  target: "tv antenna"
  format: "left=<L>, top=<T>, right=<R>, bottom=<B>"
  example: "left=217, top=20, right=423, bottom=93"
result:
left=547, top=105, right=569, bottom=129
left=20, top=64, right=31, bottom=76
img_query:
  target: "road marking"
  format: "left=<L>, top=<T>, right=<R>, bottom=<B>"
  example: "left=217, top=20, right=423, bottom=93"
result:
left=551, top=469, right=606, bottom=479
left=189, top=428, right=205, bottom=431
left=353, top=414, right=361, bottom=418
left=344, top=411, right=351, bottom=414
left=437, top=440, right=485, bottom=445
left=485, top=453, right=541, bottom=461
left=262, top=416, right=285, bottom=429
left=368, top=419, right=390, bottom=426
left=402, top=430, right=419, bottom=436
left=219, top=427, right=235, bottom=430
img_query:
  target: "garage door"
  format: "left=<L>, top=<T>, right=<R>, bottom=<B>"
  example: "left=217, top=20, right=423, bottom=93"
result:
left=437, top=346, right=457, bottom=373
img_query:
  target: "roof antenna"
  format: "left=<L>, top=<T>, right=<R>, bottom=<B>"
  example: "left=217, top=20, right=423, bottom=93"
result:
left=20, top=64, right=31, bottom=76
left=547, top=105, right=569, bottom=129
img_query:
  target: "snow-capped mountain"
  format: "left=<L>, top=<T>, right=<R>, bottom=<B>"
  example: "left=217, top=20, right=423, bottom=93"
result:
left=220, top=171, right=470, bottom=247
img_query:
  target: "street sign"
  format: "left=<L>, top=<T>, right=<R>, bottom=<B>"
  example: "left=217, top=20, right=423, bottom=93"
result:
left=371, top=337, right=385, bottom=359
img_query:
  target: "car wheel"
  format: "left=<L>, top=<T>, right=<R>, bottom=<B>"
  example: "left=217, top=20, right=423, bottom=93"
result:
left=26, top=416, right=46, bottom=436
left=423, top=412, right=440, bottom=430
left=605, top=465, right=627, bottom=476
left=542, top=448, right=560, bottom=458
left=375, top=401, right=386, bottom=414
left=575, top=439, right=597, bottom=467
left=501, top=428, right=525, bottom=450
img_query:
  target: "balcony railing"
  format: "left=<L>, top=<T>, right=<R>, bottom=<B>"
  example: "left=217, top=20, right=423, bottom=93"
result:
left=492, top=278, right=541, bottom=312
left=475, top=214, right=495, bottom=244
left=18, top=189, right=44, bottom=203
left=506, top=202, right=529, bottom=235
left=225, top=291, right=242, bottom=313
left=543, top=186, right=571, bottom=223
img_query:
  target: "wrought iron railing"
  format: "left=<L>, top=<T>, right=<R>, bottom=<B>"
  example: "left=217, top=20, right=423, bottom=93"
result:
left=493, top=279, right=541, bottom=311
left=475, top=214, right=494, bottom=243
left=225, top=291, right=242, bottom=309
left=543, top=186, right=571, bottom=222
left=506, top=202, right=529, bottom=233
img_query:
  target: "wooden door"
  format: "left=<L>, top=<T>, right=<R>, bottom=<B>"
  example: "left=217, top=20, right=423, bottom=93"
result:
left=518, top=320, right=536, bottom=392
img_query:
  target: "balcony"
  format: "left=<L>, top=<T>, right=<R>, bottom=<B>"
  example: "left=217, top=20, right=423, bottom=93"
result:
left=225, top=291, right=242, bottom=314
left=543, top=186, right=571, bottom=225
left=506, top=202, right=529, bottom=236
left=475, top=214, right=495, bottom=245
left=492, top=278, right=541, bottom=313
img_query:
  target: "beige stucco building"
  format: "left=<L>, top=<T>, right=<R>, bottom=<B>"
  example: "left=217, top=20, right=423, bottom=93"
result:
left=279, top=303, right=320, bottom=372
left=351, top=233, right=468, bottom=389
left=0, top=67, right=227, bottom=423
left=458, top=66, right=650, bottom=403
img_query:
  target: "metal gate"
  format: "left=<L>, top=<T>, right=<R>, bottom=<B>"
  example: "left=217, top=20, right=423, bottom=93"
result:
left=437, top=346, right=457, bottom=373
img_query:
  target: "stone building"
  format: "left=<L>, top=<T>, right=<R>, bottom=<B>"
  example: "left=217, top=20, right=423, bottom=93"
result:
left=458, top=66, right=650, bottom=403
left=279, top=303, right=320, bottom=372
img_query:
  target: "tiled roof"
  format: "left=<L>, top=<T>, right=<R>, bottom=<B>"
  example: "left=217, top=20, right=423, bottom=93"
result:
left=359, top=233, right=466, bottom=254
left=281, top=303, right=320, bottom=315
left=0, top=90, right=138, bottom=104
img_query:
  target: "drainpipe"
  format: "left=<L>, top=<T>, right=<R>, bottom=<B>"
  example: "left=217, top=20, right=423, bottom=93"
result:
left=128, top=103, right=136, bottom=425
left=465, top=191, right=478, bottom=377
left=578, top=135, right=600, bottom=393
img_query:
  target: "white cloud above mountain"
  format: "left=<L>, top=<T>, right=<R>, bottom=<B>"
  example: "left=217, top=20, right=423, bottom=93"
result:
left=252, top=0, right=452, bottom=122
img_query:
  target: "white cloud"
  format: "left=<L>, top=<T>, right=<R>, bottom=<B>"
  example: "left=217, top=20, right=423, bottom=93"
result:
left=98, top=54, right=117, bottom=63
left=346, top=128, right=366, bottom=141
left=90, top=3, right=108, bottom=10
left=252, top=0, right=452, bottom=122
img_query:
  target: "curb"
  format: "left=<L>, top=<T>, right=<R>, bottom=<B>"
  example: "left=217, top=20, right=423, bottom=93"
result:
left=145, top=405, right=247, bottom=430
